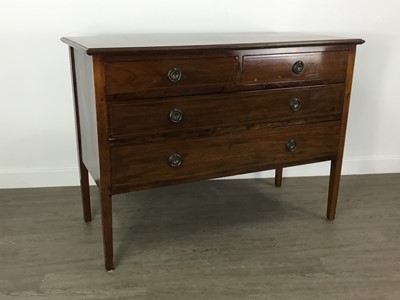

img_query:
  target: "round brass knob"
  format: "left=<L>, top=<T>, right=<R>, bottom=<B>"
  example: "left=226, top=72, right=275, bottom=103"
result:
left=167, top=68, right=182, bottom=83
left=292, top=61, right=304, bottom=74
left=286, top=139, right=297, bottom=152
left=169, top=108, right=183, bottom=123
left=289, top=98, right=301, bottom=112
left=169, top=153, right=183, bottom=167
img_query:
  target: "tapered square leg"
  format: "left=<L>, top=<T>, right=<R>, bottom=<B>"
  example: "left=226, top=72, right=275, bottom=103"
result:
left=69, top=46, right=92, bottom=223
left=100, top=189, right=114, bottom=271
left=275, top=167, right=283, bottom=187
left=326, top=159, right=342, bottom=221
left=79, top=161, right=92, bottom=222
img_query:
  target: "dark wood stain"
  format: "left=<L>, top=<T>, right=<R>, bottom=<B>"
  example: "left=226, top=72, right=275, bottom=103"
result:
left=326, top=45, right=358, bottom=221
left=110, top=121, right=340, bottom=193
left=62, top=34, right=364, bottom=271
left=108, top=84, right=345, bottom=139
left=105, top=57, right=237, bottom=95
left=241, top=51, right=348, bottom=85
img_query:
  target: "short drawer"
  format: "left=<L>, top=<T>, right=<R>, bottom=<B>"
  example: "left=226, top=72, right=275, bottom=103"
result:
left=108, top=84, right=344, bottom=139
left=241, top=51, right=348, bottom=86
left=105, top=57, right=237, bottom=96
left=110, top=121, right=340, bottom=192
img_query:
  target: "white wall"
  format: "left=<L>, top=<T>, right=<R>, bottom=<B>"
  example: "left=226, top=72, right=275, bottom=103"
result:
left=0, top=0, right=399, bottom=188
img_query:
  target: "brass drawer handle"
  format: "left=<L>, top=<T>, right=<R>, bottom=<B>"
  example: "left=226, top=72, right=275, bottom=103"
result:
left=292, top=61, right=304, bottom=74
left=167, top=68, right=182, bottom=83
left=169, top=153, right=183, bottom=167
left=169, top=108, right=183, bottom=123
left=289, top=98, right=301, bottom=112
left=286, top=139, right=297, bottom=152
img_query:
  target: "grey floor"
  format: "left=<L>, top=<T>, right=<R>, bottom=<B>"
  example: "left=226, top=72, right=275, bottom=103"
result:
left=0, top=174, right=399, bottom=300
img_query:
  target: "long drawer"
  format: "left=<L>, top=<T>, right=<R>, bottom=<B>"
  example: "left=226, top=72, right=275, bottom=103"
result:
left=110, top=121, right=340, bottom=192
left=108, top=84, right=344, bottom=139
left=241, top=51, right=348, bottom=86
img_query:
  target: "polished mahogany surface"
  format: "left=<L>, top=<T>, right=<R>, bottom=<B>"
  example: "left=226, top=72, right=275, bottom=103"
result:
left=62, top=33, right=364, bottom=271
left=62, top=33, right=363, bottom=54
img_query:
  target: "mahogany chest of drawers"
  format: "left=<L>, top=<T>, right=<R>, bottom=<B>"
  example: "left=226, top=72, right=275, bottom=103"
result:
left=62, top=33, right=364, bottom=270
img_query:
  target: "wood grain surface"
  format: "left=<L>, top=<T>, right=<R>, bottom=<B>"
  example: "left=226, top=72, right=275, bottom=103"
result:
left=108, top=84, right=344, bottom=140
left=241, top=51, right=348, bottom=85
left=61, top=33, right=364, bottom=55
left=105, top=57, right=237, bottom=95
left=110, top=121, right=340, bottom=193
left=63, top=34, right=363, bottom=270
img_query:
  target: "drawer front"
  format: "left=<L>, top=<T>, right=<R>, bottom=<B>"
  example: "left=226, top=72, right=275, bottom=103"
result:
left=105, top=57, right=237, bottom=95
left=110, top=121, right=340, bottom=192
left=108, top=84, right=344, bottom=139
left=241, top=51, right=348, bottom=85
